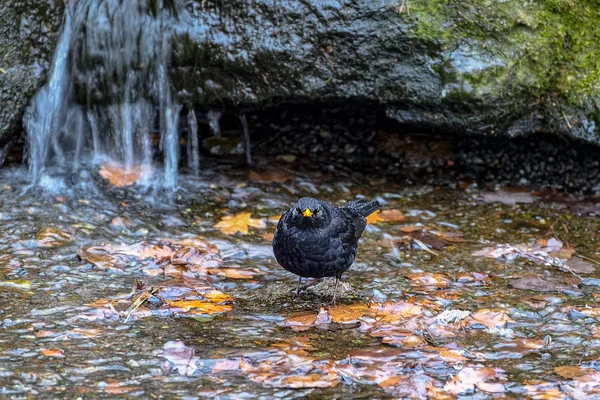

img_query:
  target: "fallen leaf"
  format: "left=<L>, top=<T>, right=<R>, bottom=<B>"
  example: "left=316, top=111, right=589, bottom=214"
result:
left=214, top=212, right=267, bottom=235
left=328, top=303, right=369, bottom=323
left=206, top=268, right=257, bottom=279
left=555, top=365, right=590, bottom=379
left=99, top=163, right=150, bottom=187
left=161, top=340, right=199, bottom=376
left=509, top=276, right=579, bottom=293
left=36, top=227, right=72, bottom=248
left=444, top=366, right=503, bottom=394
left=477, top=190, right=536, bottom=206
left=367, top=210, right=383, bottom=224
left=283, top=312, right=318, bottom=332
left=406, top=272, right=451, bottom=287
left=165, top=300, right=232, bottom=314
left=249, top=169, right=292, bottom=184
left=40, top=348, right=65, bottom=358
left=470, top=309, right=514, bottom=329
left=379, top=209, right=405, bottom=222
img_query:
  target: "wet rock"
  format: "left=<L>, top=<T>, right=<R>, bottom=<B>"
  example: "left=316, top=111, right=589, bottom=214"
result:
left=0, top=0, right=64, bottom=146
left=68, top=0, right=600, bottom=144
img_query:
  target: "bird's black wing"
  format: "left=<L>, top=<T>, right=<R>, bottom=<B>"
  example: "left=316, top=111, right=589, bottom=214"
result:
left=331, top=207, right=367, bottom=247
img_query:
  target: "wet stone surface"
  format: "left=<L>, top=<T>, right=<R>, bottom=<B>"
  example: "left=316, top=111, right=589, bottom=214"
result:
left=0, top=160, right=600, bottom=398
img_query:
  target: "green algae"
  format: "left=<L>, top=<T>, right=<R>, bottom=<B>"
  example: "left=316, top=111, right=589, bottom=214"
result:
left=406, top=0, right=600, bottom=104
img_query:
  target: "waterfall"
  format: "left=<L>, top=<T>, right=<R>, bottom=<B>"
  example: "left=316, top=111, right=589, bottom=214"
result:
left=24, top=9, right=73, bottom=183
left=23, top=0, right=188, bottom=190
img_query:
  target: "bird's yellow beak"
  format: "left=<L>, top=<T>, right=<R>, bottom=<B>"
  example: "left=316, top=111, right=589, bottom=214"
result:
left=302, top=208, right=313, bottom=218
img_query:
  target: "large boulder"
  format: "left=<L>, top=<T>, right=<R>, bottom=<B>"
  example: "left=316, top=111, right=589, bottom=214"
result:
left=0, top=0, right=64, bottom=147
left=11, top=0, right=600, bottom=145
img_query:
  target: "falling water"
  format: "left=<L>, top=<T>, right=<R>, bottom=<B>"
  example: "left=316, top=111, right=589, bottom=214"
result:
left=23, top=0, right=189, bottom=190
left=187, top=110, right=200, bottom=175
left=207, top=110, right=223, bottom=137
left=24, top=10, right=73, bottom=183
left=240, top=114, right=253, bottom=166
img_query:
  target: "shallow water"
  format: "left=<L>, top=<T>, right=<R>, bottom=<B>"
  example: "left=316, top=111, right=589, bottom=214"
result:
left=1, top=162, right=599, bottom=398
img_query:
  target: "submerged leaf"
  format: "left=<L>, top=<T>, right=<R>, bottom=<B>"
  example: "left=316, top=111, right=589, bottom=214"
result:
left=214, top=212, right=267, bottom=235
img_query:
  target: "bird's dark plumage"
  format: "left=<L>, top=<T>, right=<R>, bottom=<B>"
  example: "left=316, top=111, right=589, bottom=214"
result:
left=272, top=197, right=381, bottom=304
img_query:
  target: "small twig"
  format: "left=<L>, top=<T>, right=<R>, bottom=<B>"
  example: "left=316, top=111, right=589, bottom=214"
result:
left=411, top=238, right=439, bottom=256
left=562, top=112, right=572, bottom=129
left=124, top=287, right=158, bottom=322
left=577, top=254, right=600, bottom=266
left=398, top=0, right=407, bottom=14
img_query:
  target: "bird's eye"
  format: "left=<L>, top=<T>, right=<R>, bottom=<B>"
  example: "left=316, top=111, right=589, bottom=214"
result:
left=296, top=207, right=302, bottom=214
left=315, top=209, right=320, bottom=215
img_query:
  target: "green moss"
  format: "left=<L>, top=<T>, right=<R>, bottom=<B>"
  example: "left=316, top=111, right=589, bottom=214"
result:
left=406, top=0, right=600, bottom=104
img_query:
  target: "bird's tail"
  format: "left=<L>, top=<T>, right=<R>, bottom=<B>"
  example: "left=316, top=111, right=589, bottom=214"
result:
left=344, top=199, right=382, bottom=217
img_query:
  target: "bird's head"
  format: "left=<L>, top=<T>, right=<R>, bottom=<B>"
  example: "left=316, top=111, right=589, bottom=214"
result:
left=289, top=197, right=329, bottom=228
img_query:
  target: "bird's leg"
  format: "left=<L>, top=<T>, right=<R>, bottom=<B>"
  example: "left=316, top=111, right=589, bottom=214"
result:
left=292, top=276, right=302, bottom=300
left=331, top=276, right=340, bottom=306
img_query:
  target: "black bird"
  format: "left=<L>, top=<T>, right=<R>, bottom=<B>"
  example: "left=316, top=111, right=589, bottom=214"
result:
left=272, top=197, right=381, bottom=304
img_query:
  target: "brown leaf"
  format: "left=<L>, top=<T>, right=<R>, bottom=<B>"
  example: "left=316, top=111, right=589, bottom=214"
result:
left=161, top=340, right=199, bottom=376
left=213, top=212, right=267, bottom=235
left=565, top=257, right=595, bottom=274
left=328, top=303, right=369, bottom=323
left=406, top=272, right=451, bottom=287
left=367, top=209, right=405, bottom=224
left=36, top=227, right=72, bottom=248
left=283, top=312, right=318, bottom=332
left=279, top=374, right=338, bottom=388
left=444, top=366, right=503, bottom=394
left=249, top=169, right=292, bottom=184
left=470, top=309, right=514, bottom=329
left=379, top=209, right=405, bottom=222
left=370, top=301, right=424, bottom=318
left=555, top=365, right=591, bottom=379
left=509, top=275, right=579, bottom=293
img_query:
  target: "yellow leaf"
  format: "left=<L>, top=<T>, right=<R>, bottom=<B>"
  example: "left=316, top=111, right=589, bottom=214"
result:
left=203, top=289, right=234, bottom=303
left=206, top=268, right=257, bottom=279
left=165, top=300, right=232, bottom=314
left=214, top=212, right=266, bottom=235
left=366, top=210, right=383, bottom=224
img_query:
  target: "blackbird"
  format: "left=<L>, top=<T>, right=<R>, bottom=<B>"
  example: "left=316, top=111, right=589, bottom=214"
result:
left=272, top=197, right=381, bottom=304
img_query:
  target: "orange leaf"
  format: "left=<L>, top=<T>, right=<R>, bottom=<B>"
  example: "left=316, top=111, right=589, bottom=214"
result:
left=99, top=163, right=150, bottom=187
left=260, top=232, right=275, bottom=242
left=213, top=212, right=266, bottom=235
left=41, top=348, right=65, bottom=358
left=328, top=303, right=369, bottom=323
